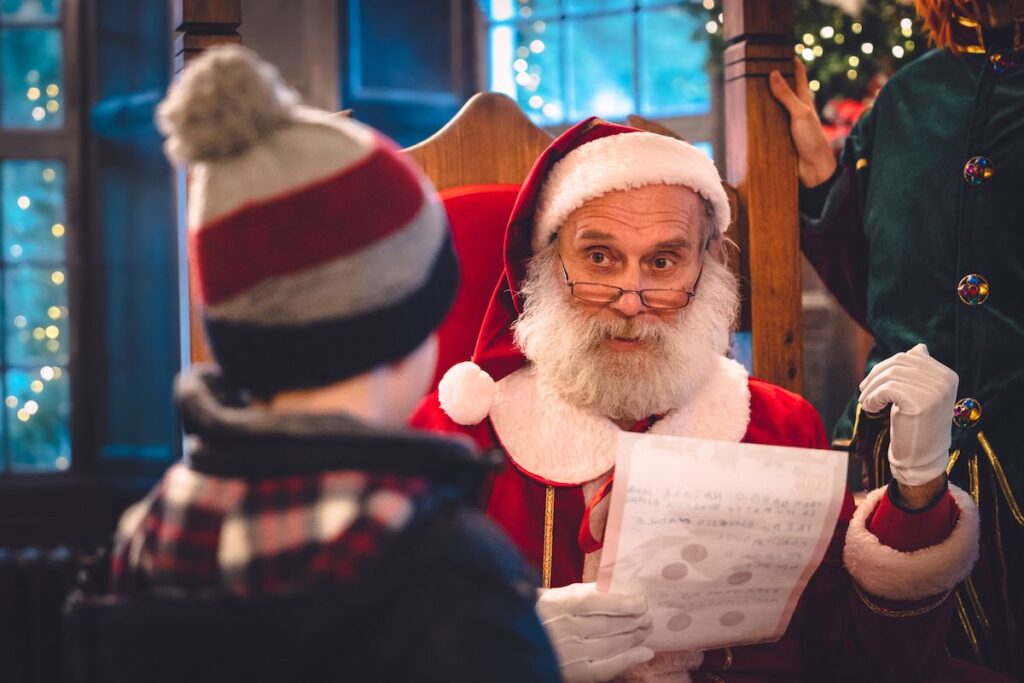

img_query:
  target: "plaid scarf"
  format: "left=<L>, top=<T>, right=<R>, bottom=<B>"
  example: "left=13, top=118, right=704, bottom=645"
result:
left=111, top=462, right=431, bottom=597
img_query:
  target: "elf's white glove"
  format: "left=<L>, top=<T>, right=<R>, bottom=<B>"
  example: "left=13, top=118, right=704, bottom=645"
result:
left=858, top=344, right=959, bottom=486
left=536, top=582, right=655, bottom=683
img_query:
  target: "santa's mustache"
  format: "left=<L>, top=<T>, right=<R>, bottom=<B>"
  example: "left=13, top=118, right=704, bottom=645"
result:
left=576, top=313, right=667, bottom=347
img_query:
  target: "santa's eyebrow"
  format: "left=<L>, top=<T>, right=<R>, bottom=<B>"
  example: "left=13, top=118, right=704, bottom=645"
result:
left=576, top=229, right=616, bottom=242
left=654, top=239, right=692, bottom=250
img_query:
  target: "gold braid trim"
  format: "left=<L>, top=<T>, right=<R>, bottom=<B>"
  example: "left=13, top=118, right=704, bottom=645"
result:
left=977, top=432, right=1024, bottom=526
left=872, top=421, right=889, bottom=487
left=954, top=590, right=982, bottom=662
left=952, top=13, right=987, bottom=54
left=542, top=485, right=555, bottom=589
left=965, top=575, right=992, bottom=635
left=969, top=455, right=981, bottom=506
left=703, top=675, right=726, bottom=683
left=947, top=448, right=961, bottom=476
left=990, top=466, right=1017, bottom=637
left=721, top=646, right=733, bottom=671
left=853, top=581, right=951, bottom=618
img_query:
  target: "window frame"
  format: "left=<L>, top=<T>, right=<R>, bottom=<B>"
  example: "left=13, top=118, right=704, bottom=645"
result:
left=0, top=0, right=162, bottom=548
left=0, top=0, right=92, bottom=481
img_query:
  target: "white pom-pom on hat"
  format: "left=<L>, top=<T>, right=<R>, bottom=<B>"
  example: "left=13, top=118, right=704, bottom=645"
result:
left=438, top=361, right=496, bottom=426
left=157, top=45, right=299, bottom=164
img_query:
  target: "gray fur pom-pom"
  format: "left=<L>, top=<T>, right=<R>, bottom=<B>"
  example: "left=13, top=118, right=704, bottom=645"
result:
left=156, top=45, right=299, bottom=164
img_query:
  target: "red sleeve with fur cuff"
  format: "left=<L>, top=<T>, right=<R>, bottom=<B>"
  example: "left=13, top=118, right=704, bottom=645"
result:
left=867, top=488, right=960, bottom=552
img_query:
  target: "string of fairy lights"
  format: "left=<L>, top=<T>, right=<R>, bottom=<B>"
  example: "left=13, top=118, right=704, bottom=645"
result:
left=4, top=158, right=68, bottom=469
left=499, top=0, right=924, bottom=123
left=24, top=69, right=61, bottom=122
left=5, top=164, right=67, bottom=432
left=696, top=0, right=925, bottom=105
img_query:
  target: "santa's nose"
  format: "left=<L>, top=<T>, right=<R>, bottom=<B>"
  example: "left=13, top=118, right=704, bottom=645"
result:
left=610, top=290, right=645, bottom=317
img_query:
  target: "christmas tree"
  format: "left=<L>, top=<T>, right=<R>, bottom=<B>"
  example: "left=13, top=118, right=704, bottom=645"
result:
left=691, top=0, right=927, bottom=109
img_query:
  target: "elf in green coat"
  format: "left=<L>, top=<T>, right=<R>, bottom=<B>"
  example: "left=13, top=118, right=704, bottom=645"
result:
left=770, top=0, right=1024, bottom=676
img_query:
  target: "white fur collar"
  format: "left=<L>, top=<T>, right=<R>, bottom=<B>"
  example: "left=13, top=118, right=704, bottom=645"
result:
left=488, top=356, right=751, bottom=485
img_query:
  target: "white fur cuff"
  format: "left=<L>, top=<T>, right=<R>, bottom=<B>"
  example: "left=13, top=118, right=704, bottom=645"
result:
left=843, top=484, right=979, bottom=601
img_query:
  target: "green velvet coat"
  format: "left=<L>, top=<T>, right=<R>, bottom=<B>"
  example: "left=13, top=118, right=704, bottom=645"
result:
left=800, top=43, right=1024, bottom=677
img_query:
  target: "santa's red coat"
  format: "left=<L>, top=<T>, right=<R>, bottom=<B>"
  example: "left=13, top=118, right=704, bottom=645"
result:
left=413, top=358, right=995, bottom=681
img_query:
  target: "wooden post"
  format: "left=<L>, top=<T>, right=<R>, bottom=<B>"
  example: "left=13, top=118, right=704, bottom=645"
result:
left=171, top=0, right=241, bottom=364
left=173, top=0, right=241, bottom=71
left=722, top=0, right=802, bottom=393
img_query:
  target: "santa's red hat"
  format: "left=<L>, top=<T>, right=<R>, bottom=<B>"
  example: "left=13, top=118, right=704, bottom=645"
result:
left=439, top=118, right=730, bottom=425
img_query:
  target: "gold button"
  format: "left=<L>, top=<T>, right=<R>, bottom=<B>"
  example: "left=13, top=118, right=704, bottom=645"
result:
left=953, top=398, right=982, bottom=429
left=957, top=273, right=989, bottom=305
left=963, top=156, right=994, bottom=185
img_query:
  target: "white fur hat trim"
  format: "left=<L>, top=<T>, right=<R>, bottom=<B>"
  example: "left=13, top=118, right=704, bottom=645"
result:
left=532, top=131, right=730, bottom=252
left=438, top=361, right=496, bottom=426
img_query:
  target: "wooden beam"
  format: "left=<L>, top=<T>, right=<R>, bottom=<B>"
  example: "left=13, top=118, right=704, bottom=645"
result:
left=722, top=0, right=802, bottom=393
left=171, top=0, right=241, bottom=364
left=172, top=0, right=241, bottom=72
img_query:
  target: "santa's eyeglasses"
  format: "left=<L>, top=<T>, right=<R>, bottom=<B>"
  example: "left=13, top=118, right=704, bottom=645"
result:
left=558, top=255, right=703, bottom=310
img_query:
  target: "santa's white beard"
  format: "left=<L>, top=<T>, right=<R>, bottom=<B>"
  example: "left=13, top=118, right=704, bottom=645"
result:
left=513, top=246, right=739, bottom=421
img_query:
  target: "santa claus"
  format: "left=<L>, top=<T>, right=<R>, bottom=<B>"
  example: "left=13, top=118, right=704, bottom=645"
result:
left=413, top=119, right=996, bottom=682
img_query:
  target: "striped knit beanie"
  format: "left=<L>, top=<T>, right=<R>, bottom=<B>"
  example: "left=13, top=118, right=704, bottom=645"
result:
left=157, top=46, right=457, bottom=396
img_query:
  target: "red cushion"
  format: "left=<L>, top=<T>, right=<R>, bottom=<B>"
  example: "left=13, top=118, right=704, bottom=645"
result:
left=430, top=184, right=521, bottom=391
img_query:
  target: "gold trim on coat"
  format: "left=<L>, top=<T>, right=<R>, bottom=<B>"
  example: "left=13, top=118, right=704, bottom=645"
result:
left=990, top=467, right=1017, bottom=638
left=542, top=485, right=555, bottom=589
left=978, top=431, right=1024, bottom=526
left=965, top=575, right=992, bottom=636
left=969, top=455, right=981, bottom=505
left=947, top=449, right=961, bottom=476
left=954, top=590, right=983, bottom=661
left=953, top=13, right=988, bottom=54
left=853, top=582, right=950, bottom=618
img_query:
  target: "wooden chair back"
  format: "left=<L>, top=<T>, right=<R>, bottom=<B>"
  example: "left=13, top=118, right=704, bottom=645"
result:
left=404, top=92, right=553, bottom=190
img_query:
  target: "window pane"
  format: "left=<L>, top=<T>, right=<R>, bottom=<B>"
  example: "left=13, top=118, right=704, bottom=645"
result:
left=483, top=0, right=560, bottom=21
left=490, top=20, right=565, bottom=124
left=692, top=140, right=713, bottom=158
left=639, top=7, right=711, bottom=116
left=2, top=160, right=65, bottom=262
left=568, top=14, right=636, bottom=120
left=1, top=27, right=63, bottom=128
left=565, top=0, right=631, bottom=14
left=4, top=265, right=69, bottom=367
left=1, top=0, right=61, bottom=22
left=6, top=366, right=69, bottom=472
left=730, top=331, right=752, bottom=375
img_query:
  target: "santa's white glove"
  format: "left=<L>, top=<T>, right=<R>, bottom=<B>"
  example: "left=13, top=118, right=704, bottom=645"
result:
left=536, top=582, right=655, bottom=683
left=858, top=344, right=959, bottom=486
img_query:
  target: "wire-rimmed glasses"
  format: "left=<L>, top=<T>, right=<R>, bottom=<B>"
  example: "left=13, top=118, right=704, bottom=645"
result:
left=559, top=255, right=702, bottom=310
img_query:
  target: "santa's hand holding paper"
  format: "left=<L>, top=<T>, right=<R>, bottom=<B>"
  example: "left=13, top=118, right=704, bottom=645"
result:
left=535, top=582, right=654, bottom=683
